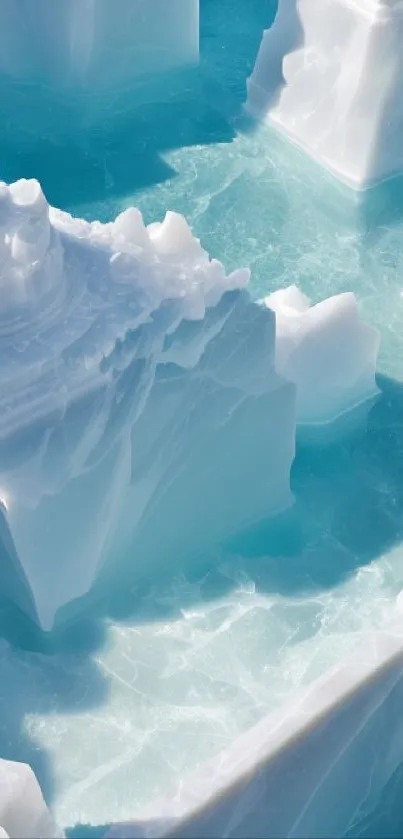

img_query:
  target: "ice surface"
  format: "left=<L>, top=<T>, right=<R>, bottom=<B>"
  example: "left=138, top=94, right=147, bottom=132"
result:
left=0, top=178, right=297, bottom=631
left=246, top=0, right=403, bottom=188
left=263, top=285, right=380, bottom=425
left=0, top=758, right=64, bottom=838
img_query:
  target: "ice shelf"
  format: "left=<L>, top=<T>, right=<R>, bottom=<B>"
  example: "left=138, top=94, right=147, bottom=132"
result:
left=247, top=0, right=403, bottom=188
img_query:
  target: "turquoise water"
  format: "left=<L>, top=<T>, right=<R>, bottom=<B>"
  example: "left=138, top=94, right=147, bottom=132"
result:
left=2, top=0, right=403, bottom=834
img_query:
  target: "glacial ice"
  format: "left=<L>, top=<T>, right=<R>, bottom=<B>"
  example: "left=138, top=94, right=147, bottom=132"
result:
left=0, top=178, right=297, bottom=631
left=263, top=285, right=380, bottom=425
left=0, top=758, right=64, bottom=838
left=0, top=178, right=381, bottom=632
left=247, top=0, right=403, bottom=188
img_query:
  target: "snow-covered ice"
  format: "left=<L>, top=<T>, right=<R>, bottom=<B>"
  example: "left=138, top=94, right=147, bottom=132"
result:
left=0, top=758, right=64, bottom=838
left=0, top=178, right=380, bottom=632
left=247, top=0, right=403, bottom=188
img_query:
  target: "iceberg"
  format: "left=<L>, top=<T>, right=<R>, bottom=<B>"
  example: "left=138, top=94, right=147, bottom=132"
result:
left=0, top=758, right=64, bottom=838
left=0, top=0, right=199, bottom=88
left=0, top=178, right=297, bottom=631
left=262, top=285, right=380, bottom=425
left=0, top=179, right=380, bottom=632
left=247, top=0, right=403, bottom=188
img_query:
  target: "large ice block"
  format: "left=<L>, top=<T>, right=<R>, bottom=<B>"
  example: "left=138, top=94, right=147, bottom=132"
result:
left=0, top=179, right=297, bottom=631
left=263, top=286, right=380, bottom=425
left=247, top=0, right=403, bottom=188
left=0, top=758, right=64, bottom=838
left=0, top=0, right=199, bottom=89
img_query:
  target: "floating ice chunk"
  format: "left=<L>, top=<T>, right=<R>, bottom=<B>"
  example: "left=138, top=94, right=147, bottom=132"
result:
left=0, top=179, right=295, bottom=631
left=0, top=180, right=380, bottom=631
left=246, top=0, right=403, bottom=188
left=263, top=285, right=380, bottom=425
left=0, top=759, right=64, bottom=839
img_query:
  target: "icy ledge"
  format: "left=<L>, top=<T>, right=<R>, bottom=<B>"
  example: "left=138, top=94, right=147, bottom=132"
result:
left=0, top=179, right=379, bottom=630
left=247, top=0, right=403, bottom=188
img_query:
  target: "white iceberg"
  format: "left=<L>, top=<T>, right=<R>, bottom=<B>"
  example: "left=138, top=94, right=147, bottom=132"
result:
left=0, top=179, right=297, bottom=631
left=263, top=285, right=380, bottom=425
left=247, top=0, right=403, bottom=188
left=0, top=758, right=64, bottom=838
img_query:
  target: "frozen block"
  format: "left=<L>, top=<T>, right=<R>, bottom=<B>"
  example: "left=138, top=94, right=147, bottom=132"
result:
left=263, top=285, right=380, bottom=425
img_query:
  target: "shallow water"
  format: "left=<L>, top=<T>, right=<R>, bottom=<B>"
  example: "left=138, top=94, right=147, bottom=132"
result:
left=2, top=0, right=403, bottom=832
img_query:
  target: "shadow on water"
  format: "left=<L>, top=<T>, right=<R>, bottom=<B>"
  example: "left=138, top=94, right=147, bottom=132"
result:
left=101, top=372, right=403, bottom=618
left=0, top=0, right=277, bottom=216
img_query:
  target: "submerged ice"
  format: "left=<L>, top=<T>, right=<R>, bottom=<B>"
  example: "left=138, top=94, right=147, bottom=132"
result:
left=263, top=285, right=380, bottom=425
left=0, top=178, right=379, bottom=631
left=0, top=0, right=199, bottom=88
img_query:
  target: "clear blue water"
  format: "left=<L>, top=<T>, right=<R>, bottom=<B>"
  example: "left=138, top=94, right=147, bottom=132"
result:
left=2, top=0, right=403, bottom=834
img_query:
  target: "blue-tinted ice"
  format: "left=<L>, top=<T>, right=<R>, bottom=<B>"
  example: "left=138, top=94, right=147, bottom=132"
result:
left=0, top=0, right=402, bottom=834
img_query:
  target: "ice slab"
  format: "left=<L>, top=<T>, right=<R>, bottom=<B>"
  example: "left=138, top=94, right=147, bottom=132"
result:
left=0, top=178, right=297, bottom=631
left=263, top=285, right=380, bottom=425
left=0, top=179, right=381, bottom=632
left=0, top=758, right=64, bottom=838
left=0, top=0, right=199, bottom=89
left=246, top=0, right=403, bottom=188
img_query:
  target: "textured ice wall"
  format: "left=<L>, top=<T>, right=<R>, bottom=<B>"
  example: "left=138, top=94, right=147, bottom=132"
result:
left=247, top=0, right=403, bottom=188
left=263, top=286, right=380, bottom=425
left=0, top=179, right=379, bottom=631
left=0, top=179, right=296, bottom=631
left=0, top=0, right=199, bottom=89
left=0, top=758, right=64, bottom=838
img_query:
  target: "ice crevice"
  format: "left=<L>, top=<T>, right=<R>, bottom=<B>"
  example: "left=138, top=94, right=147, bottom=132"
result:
left=0, top=178, right=380, bottom=631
